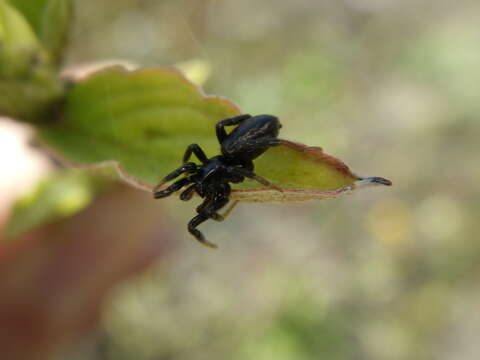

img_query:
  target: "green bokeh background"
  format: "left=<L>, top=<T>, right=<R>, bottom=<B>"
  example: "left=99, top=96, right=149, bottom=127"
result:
left=23, top=0, right=480, bottom=359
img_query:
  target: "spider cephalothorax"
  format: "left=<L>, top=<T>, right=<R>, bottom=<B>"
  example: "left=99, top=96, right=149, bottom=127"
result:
left=153, top=114, right=283, bottom=248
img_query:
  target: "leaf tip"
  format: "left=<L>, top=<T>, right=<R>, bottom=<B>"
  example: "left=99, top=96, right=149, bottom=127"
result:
left=354, top=176, right=393, bottom=189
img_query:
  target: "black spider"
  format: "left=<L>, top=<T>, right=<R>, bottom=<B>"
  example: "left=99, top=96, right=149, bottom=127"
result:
left=153, top=114, right=283, bottom=248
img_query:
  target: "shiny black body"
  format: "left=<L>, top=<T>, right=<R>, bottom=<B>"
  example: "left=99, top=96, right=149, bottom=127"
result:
left=154, top=114, right=282, bottom=248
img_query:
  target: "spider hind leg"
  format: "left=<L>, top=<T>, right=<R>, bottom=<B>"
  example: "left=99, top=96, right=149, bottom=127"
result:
left=227, top=165, right=283, bottom=192
left=215, top=114, right=252, bottom=143
left=183, top=144, right=208, bottom=164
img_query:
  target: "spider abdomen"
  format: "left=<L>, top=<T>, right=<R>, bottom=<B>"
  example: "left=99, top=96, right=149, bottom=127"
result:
left=221, top=114, right=282, bottom=161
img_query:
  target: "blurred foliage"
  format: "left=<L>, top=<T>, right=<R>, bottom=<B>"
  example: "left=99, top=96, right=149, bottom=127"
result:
left=0, top=0, right=40, bottom=76
left=56, top=1, right=478, bottom=359
left=2, top=0, right=480, bottom=360
left=5, top=170, right=104, bottom=239
left=10, top=0, right=73, bottom=63
left=0, top=187, right=173, bottom=360
left=0, top=0, right=64, bottom=122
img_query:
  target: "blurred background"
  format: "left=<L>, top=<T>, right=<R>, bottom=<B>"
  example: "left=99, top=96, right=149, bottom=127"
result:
left=1, top=0, right=480, bottom=359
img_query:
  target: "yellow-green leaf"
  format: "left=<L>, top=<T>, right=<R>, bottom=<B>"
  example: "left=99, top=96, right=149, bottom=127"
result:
left=9, top=0, right=72, bottom=64
left=0, top=0, right=40, bottom=76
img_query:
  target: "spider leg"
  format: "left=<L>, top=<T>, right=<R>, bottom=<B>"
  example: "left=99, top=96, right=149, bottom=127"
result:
left=188, top=214, right=217, bottom=249
left=227, top=166, right=283, bottom=192
left=183, top=144, right=208, bottom=164
left=216, top=114, right=252, bottom=143
left=154, top=162, right=197, bottom=192
left=179, top=184, right=197, bottom=201
left=203, top=194, right=230, bottom=222
left=195, top=196, right=225, bottom=221
left=154, top=177, right=192, bottom=199
left=219, top=200, right=239, bottom=220
left=187, top=186, right=231, bottom=248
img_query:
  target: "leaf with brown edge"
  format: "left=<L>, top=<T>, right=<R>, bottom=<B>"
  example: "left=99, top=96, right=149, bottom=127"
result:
left=37, top=65, right=391, bottom=203
left=231, top=140, right=391, bottom=202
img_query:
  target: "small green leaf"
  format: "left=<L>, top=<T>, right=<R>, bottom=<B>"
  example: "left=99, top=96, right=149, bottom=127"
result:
left=0, top=74, right=63, bottom=122
left=38, top=66, right=391, bottom=203
left=5, top=171, right=101, bottom=240
left=0, top=0, right=63, bottom=122
left=0, top=0, right=41, bottom=76
left=9, top=0, right=72, bottom=64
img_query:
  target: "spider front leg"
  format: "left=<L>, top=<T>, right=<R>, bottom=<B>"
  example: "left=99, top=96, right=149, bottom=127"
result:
left=154, top=177, right=192, bottom=199
left=153, top=162, right=197, bottom=193
left=216, top=114, right=252, bottom=143
left=179, top=184, right=197, bottom=201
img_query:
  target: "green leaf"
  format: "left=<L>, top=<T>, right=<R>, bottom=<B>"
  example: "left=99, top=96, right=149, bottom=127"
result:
left=4, top=171, right=100, bottom=240
left=38, top=66, right=391, bottom=203
left=9, top=0, right=72, bottom=64
left=0, top=0, right=41, bottom=76
left=0, top=74, right=63, bottom=122
left=40, top=66, right=241, bottom=187
left=232, top=141, right=392, bottom=202
left=0, top=0, right=63, bottom=122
